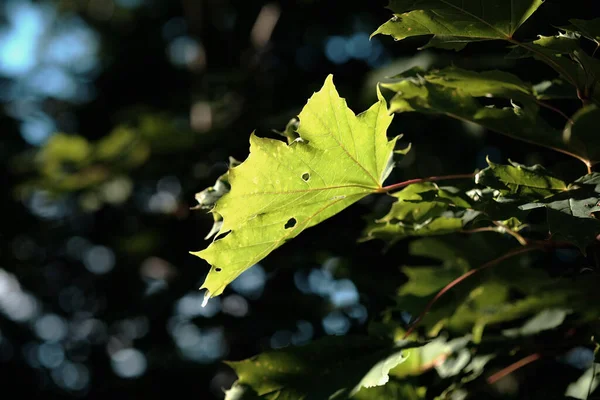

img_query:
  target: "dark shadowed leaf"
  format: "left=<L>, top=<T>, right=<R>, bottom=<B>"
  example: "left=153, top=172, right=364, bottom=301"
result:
left=521, top=173, right=600, bottom=251
left=373, top=0, right=545, bottom=47
left=418, top=36, right=488, bottom=51
left=226, top=336, right=420, bottom=399
left=562, top=105, right=600, bottom=165
left=382, top=66, right=599, bottom=165
left=507, top=33, right=600, bottom=106
left=360, top=182, right=477, bottom=244
left=475, top=159, right=567, bottom=199
left=533, top=79, right=578, bottom=100
left=566, top=18, right=600, bottom=45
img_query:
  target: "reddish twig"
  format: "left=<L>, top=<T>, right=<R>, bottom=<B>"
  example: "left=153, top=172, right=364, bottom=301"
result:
left=534, top=99, right=574, bottom=125
left=402, top=245, right=543, bottom=339
left=491, top=221, right=528, bottom=246
left=487, top=353, right=542, bottom=384
left=461, top=227, right=498, bottom=234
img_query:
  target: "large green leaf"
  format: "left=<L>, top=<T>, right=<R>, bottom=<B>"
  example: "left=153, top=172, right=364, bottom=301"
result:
left=382, top=66, right=598, bottom=166
left=192, top=75, right=401, bottom=299
left=373, top=0, right=544, bottom=47
left=225, top=335, right=419, bottom=399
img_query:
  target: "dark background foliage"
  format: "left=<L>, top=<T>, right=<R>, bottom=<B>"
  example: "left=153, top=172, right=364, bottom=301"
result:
left=0, top=0, right=595, bottom=398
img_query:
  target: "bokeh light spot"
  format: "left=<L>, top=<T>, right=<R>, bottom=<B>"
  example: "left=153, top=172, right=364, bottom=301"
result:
left=35, top=313, right=68, bottom=342
left=230, top=264, right=265, bottom=299
left=329, top=279, right=358, bottom=308
left=51, top=361, right=90, bottom=391
left=270, top=330, right=292, bottom=349
left=176, top=293, right=221, bottom=318
left=111, top=348, right=147, bottom=378
left=322, top=310, right=350, bottom=335
left=83, top=245, right=115, bottom=275
left=291, top=320, right=313, bottom=346
left=38, top=342, right=65, bottom=368
left=324, top=36, right=350, bottom=64
left=345, top=32, right=371, bottom=60
left=222, top=294, right=249, bottom=317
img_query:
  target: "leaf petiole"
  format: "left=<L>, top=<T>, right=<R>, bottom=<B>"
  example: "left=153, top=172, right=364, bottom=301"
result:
left=377, top=173, right=476, bottom=194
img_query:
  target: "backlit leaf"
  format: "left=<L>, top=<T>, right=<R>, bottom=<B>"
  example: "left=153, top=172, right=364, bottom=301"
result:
left=192, top=75, right=401, bottom=298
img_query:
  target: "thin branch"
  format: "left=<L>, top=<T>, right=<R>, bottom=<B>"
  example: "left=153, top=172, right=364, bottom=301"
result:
left=487, top=353, right=542, bottom=385
left=377, top=173, right=475, bottom=193
left=402, top=245, right=543, bottom=339
left=511, top=39, right=579, bottom=89
left=402, top=240, right=576, bottom=339
left=492, top=221, right=528, bottom=246
left=462, top=225, right=527, bottom=245
left=461, top=227, right=498, bottom=234
left=535, top=99, right=574, bottom=125
left=444, top=111, right=592, bottom=172
left=529, top=238, right=576, bottom=249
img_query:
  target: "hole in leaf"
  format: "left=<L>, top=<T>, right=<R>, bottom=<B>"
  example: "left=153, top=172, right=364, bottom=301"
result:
left=285, top=218, right=297, bottom=229
left=215, top=267, right=222, bottom=272
left=301, top=173, right=310, bottom=182
left=476, top=96, right=513, bottom=109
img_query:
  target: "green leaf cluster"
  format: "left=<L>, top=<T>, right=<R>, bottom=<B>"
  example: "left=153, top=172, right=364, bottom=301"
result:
left=190, top=3, right=600, bottom=399
left=225, top=335, right=418, bottom=399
